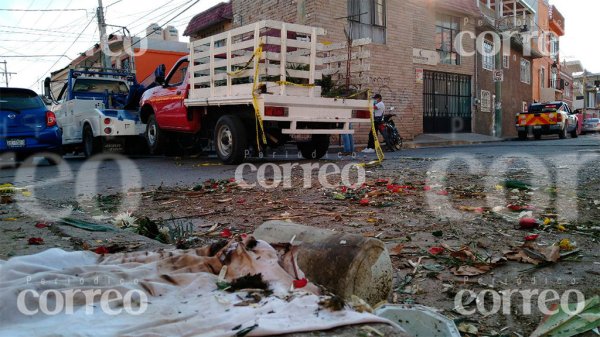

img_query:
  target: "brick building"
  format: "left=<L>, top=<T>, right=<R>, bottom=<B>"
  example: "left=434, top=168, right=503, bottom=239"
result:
left=183, top=0, right=548, bottom=141
left=532, top=1, right=566, bottom=104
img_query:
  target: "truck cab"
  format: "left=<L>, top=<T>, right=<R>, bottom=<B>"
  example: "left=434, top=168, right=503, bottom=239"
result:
left=47, top=69, right=146, bottom=157
left=140, top=57, right=199, bottom=134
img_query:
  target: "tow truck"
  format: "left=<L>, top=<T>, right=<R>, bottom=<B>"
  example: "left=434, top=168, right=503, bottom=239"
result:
left=44, top=69, right=146, bottom=157
left=139, top=20, right=372, bottom=164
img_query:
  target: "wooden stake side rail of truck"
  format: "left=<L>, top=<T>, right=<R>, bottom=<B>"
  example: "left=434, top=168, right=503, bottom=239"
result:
left=139, top=20, right=372, bottom=164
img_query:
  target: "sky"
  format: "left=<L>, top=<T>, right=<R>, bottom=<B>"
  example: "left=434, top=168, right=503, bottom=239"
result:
left=0, top=0, right=223, bottom=91
left=0, top=0, right=597, bottom=92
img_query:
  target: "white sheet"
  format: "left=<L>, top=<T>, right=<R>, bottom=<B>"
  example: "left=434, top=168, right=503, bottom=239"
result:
left=0, top=247, right=394, bottom=337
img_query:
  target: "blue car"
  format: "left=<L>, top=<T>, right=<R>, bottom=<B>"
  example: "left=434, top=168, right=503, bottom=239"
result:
left=0, top=87, right=62, bottom=163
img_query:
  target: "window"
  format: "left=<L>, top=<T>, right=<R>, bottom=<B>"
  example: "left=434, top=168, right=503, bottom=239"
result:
left=482, top=40, right=495, bottom=71
left=166, top=60, right=189, bottom=86
left=503, top=54, right=510, bottom=69
left=520, top=58, right=531, bottom=84
left=0, top=88, right=45, bottom=110
left=550, top=34, right=559, bottom=62
left=435, top=14, right=460, bottom=65
left=522, top=101, right=528, bottom=112
left=72, top=79, right=129, bottom=94
left=551, top=68, right=558, bottom=89
left=540, top=67, right=545, bottom=88
left=348, top=0, right=386, bottom=44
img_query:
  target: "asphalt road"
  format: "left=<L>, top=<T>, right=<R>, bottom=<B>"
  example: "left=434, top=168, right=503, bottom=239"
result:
left=1, top=133, right=599, bottom=204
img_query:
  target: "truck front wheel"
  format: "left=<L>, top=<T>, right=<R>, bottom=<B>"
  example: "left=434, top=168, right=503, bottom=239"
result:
left=215, top=115, right=247, bottom=165
left=297, top=135, right=330, bottom=160
left=146, top=115, right=165, bottom=155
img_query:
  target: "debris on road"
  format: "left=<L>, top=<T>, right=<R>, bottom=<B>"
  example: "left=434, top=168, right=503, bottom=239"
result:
left=531, top=295, right=600, bottom=337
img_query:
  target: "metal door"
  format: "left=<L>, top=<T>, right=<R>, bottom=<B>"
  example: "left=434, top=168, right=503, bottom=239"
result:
left=423, top=71, right=472, bottom=133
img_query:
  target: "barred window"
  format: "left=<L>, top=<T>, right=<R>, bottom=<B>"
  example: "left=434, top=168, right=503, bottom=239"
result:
left=521, top=58, right=531, bottom=84
left=482, top=40, right=495, bottom=71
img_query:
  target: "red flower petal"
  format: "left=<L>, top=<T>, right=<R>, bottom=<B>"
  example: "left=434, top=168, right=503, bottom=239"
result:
left=28, top=237, right=44, bottom=245
left=220, top=228, right=233, bottom=238
left=359, top=198, right=370, bottom=206
left=436, top=190, right=449, bottom=196
left=293, top=278, right=308, bottom=289
left=428, top=246, right=444, bottom=255
left=341, top=186, right=348, bottom=193
left=228, top=178, right=236, bottom=183
left=519, top=218, right=539, bottom=229
left=524, top=234, right=540, bottom=241
left=35, top=223, right=48, bottom=229
left=94, top=246, right=109, bottom=255
left=508, top=205, right=523, bottom=212
left=423, top=186, right=432, bottom=191
left=237, top=198, right=246, bottom=204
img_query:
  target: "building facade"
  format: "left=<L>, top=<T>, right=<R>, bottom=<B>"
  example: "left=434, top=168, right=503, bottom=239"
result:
left=184, top=0, right=560, bottom=141
left=532, top=1, right=566, bottom=104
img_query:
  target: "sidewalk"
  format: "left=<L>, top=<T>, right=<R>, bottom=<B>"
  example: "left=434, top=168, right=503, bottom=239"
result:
left=333, top=133, right=505, bottom=151
left=405, top=133, right=505, bottom=149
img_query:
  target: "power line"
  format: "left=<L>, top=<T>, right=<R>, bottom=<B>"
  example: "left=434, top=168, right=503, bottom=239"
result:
left=0, top=8, right=87, bottom=12
left=0, top=25, right=88, bottom=36
left=0, top=55, right=74, bottom=59
left=129, top=0, right=200, bottom=49
left=28, top=14, right=97, bottom=89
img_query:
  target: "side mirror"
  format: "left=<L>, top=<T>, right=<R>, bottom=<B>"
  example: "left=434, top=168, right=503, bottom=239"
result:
left=43, top=77, right=52, bottom=99
left=154, top=64, right=166, bottom=85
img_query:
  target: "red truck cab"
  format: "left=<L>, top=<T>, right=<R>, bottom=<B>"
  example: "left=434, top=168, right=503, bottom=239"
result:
left=140, top=57, right=199, bottom=133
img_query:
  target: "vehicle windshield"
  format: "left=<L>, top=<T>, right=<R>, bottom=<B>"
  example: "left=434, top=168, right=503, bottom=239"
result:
left=72, top=79, right=129, bottom=94
left=0, top=88, right=45, bottom=111
left=528, top=104, right=561, bottom=113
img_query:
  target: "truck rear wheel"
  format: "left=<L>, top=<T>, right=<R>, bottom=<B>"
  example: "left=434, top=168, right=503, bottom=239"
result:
left=571, top=124, right=579, bottom=138
left=146, top=115, right=165, bottom=155
left=297, top=135, right=330, bottom=160
left=215, top=115, right=247, bottom=165
left=518, top=131, right=528, bottom=140
left=533, top=131, right=542, bottom=140
left=559, top=124, right=567, bottom=139
left=83, top=124, right=101, bottom=158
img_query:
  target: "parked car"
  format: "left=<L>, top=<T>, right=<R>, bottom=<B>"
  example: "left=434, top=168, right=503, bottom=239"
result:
left=0, top=87, right=62, bottom=163
left=582, top=118, right=600, bottom=134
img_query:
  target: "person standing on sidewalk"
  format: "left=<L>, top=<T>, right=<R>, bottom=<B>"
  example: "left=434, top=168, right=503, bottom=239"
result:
left=362, top=94, right=385, bottom=153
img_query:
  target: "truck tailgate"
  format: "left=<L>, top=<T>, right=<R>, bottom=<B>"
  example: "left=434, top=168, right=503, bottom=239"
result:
left=517, top=113, right=559, bottom=126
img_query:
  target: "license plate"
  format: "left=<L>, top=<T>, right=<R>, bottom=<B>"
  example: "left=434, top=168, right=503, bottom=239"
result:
left=533, top=126, right=542, bottom=129
left=6, top=138, right=25, bottom=148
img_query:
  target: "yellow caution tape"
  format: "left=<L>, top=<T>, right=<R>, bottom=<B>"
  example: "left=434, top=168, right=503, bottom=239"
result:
left=275, top=81, right=316, bottom=88
left=357, top=90, right=385, bottom=168
left=227, top=43, right=268, bottom=152
left=250, top=44, right=267, bottom=151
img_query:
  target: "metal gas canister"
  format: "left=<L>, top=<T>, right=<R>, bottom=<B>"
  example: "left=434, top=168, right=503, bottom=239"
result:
left=254, top=221, right=393, bottom=305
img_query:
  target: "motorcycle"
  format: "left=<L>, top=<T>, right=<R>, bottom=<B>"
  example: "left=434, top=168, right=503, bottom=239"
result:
left=378, top=107, right=403, bottom=152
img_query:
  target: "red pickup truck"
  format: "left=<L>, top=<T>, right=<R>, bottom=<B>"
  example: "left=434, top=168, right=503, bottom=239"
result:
left=138, top=20, right=371, bottom=164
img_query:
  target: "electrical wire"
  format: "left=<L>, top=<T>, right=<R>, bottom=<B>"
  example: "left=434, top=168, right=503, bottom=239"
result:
left=0, top=8, right=87, bottom=12
left=28, top=14, right=97, bottom=89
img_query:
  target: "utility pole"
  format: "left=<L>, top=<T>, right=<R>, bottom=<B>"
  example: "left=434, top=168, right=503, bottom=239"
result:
left=1, top=60, right=17, bottom=87
left=97, top=0, right=111, bottom=70
left=494, top=3, right=503, bottom=138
